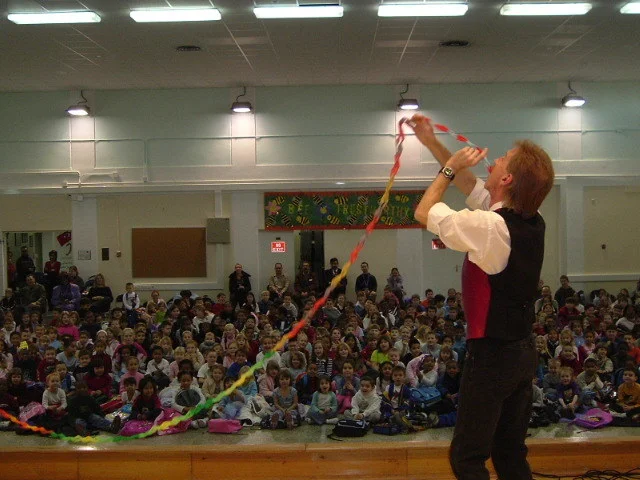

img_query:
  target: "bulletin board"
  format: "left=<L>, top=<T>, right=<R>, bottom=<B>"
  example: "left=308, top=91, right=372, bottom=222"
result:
left=132, top=228, right=206, bottom=278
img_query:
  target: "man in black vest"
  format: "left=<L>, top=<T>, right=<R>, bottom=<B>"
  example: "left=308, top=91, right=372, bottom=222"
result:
left=411, top=114, right=554, bottom=480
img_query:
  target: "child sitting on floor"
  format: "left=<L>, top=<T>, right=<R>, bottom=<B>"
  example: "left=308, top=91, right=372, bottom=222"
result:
left=307, top=374, right=338, bottom=425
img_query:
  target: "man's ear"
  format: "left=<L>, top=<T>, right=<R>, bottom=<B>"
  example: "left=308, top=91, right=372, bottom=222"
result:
left=501, top=173, right=513, bottom=186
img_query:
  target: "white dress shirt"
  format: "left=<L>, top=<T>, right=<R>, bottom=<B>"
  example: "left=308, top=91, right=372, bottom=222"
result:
left=426, top=178, right=511, bottom=275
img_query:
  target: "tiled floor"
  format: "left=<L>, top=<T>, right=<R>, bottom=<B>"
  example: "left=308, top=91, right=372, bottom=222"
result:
left=1, top=423, right=639, bottom=450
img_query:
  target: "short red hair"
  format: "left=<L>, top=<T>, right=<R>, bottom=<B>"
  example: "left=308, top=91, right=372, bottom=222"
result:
left=505, top=140, right=554, bottom=218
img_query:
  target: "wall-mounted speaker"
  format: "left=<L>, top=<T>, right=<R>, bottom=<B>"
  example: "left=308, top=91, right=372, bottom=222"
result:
left=206, top=218, right=230, bottom=244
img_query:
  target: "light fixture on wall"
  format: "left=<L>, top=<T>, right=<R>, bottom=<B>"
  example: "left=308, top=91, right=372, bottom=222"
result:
left=397, top=84, right=419, bottom=110
left=561, top=82, right=586, bottom=108
left=231, top=87, right=252, bottom=113
left=66, top=91, right=91, bottom=116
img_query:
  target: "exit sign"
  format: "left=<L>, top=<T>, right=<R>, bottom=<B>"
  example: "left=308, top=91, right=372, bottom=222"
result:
left=271, top=241, right=287, bottom=253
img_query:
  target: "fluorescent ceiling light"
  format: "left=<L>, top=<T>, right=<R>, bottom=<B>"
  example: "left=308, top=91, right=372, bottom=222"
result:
left=378, top=3, right=468, bottom=17
left=8, top=11, right=101, bottom=24
left=130, top=8, right=221, bottom=22
left=621, top=2, right=640, bottom=14
left=254, top=5, right=344, bottom=19
left=500, top=3, right=592, bottom=16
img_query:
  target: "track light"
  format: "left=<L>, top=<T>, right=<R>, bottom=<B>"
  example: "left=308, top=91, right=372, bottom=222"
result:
left=66, top=91, right=91, bottom=116
left=231, top=87, right=252, bottom=113
left=397, top=84, right=419, bottom=110
left=561, top=82, right=586, bottom=108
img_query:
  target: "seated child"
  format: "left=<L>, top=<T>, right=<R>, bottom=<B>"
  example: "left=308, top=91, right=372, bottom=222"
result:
left=576, top=358, right=605, bottom=407
left=202, top=364, right=225, bottom=399
left=381, top=366, right=414, bottom=430
left=294, top=362, right=319, bottom=405
left=197, top=350, right=220, bottom=386
left=56, top=362, right=76, bottom=398
left=121, top=377, right=140, bottom=406
left=55, top=336, right=78, bottom=371
left=270, top=369, right=299, bottom=429
left=85, top=359, right=112, bottom=403
left=406, top=353, right=437, bottom=388
left=42, top=372, right=67, bottom=422
left=436, top=361, right=461, bottom=413
left=332, top=361, right=360, bottom=414
left=345, top=376, right=381, bottom=423
left=67, top=380, right=121, bottom=436
left=74, top=350, right=92, bottom=384
left=119, top=357, right=145, bottom=393
left=557, top=367, right=581, bottom=420
left=145, top=346, right=171, bottom=390
left=169, top=347, right=186, bottom=382
left=610, top=368, right=640, bottom=419
left=257, top=360, right=280, bottom=404
left=130, top=377, right=163, bottom=422
left=37, top=347, right=58, bottom=383
left=0, top=378, right=19, bottom=419
left=307, top=375, right=338, bottom=425
left=542, top=358, right=561, bottom=400
left=172, top=370, right=208, bottom=429
left=214, top=376, right=245, bottom=419
left=227, top=349, right=251, bottom=379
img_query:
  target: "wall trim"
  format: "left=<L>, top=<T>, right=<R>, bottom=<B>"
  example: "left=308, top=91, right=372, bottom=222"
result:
left=569, top=273, right=639, bottom=282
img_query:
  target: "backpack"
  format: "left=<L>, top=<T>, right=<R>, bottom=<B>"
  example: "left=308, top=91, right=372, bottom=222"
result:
left=330, top=419, right=369, bottom=438
left=208, top=419, right=243, bottom=434
left=373, top=422, right=403, bottom=436
left=409, top=386, right=441, bottom=410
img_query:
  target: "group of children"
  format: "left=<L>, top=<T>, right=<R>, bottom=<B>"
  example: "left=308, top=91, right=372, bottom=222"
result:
left=1, top=279, right=639, bottom=437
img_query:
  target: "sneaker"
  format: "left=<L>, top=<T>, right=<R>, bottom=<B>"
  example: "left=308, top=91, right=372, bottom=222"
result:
left=305, top=417, right=313, bottom=425
left=325, top=418, right=339, bottom=425
left=270, top=413, right=279, bottom=430
left=285, top=411, right=294, bottom=429
left=197, top=418, right=208, bottom=429
left=110, top=415, right=122, bottom=434
left=425, top=412, right=439, bottom=429
left=75, top=423, right=88, bottom=437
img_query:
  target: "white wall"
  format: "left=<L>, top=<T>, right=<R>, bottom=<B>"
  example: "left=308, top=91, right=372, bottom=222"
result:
left=0, top=82, right=639, bottom=297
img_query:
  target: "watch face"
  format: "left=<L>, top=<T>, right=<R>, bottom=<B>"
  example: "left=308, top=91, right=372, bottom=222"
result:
left=443, top=167, right=454, bottom=178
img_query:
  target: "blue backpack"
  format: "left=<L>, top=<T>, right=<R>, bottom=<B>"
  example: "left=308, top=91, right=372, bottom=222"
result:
left=409, top=386, right=441, bottom=409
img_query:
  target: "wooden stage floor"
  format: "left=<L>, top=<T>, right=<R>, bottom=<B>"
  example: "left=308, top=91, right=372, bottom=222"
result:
left=0, top=424, right=638, bottom=480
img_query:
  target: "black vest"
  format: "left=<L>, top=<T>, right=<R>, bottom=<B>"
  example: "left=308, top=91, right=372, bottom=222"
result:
left=485, top=209, right=545, bottom=341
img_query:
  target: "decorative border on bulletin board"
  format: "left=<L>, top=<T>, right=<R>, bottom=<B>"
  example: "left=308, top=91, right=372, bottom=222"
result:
left=264, top=191, right=424, bottom=230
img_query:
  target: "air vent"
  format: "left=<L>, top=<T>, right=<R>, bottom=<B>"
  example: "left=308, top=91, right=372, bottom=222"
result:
left=175, top=45, right=202, bottom=52
left=439, top=40, right=470, bottom=48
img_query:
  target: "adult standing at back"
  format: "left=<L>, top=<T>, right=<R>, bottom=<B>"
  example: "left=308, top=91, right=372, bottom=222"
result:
left=355, top=262, right=377, bottom=297
left=554, top=275, right=576, bottom=308
left=411, top=114, right=554, bottom=480
left=268, top=263, right=290, bottom=301
left=15, top=246, right=35, bottom=286
left=229, top=263, right=252, bottom=310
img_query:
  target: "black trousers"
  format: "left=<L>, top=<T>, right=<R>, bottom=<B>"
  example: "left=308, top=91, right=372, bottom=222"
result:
left=450, top=337, right=536, bottom=480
